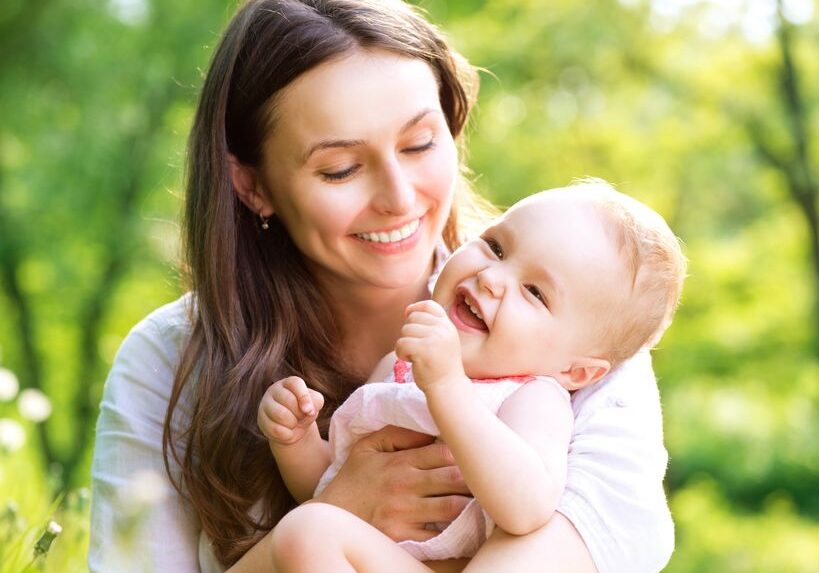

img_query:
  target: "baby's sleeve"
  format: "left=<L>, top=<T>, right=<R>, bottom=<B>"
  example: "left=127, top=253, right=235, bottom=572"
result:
left=557, top=350, right=675, bottom=573
left=89, top=299, right=204, bottom=572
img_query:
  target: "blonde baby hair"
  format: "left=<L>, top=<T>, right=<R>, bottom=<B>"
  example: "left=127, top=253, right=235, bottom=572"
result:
left=563, top=178, right=687, bottom=367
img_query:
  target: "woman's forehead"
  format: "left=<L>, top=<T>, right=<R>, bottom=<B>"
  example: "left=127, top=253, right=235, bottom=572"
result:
left=270, top=49, right=442, bottom=143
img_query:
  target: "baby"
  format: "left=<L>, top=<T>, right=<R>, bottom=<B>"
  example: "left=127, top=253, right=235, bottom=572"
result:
left=256, top=180, right=686, bottom=572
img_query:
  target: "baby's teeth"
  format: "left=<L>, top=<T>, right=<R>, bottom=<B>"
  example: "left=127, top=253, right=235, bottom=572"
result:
left=466, top=300, right=483, bottom=320
left=376, top=232, right=389, bottom=242
left=389, top=230, right=402, bottom=242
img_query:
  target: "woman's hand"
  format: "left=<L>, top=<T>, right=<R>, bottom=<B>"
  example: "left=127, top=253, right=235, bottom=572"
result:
left=312, top=425, right=472, bottom=542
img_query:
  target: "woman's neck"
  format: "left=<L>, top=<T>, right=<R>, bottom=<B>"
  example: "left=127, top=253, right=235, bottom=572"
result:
left=323, top=275, right=432, bottom=378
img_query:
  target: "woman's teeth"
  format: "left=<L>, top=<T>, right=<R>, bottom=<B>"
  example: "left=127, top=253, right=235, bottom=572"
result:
left=356, top=219, right=420, bottom=243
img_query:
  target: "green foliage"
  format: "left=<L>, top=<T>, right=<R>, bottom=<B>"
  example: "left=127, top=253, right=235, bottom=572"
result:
left=1, top=0, right=817, bottom=570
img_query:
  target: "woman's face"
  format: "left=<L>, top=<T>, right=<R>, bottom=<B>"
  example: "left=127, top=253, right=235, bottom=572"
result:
left=258, top=49, right=458, bottom=293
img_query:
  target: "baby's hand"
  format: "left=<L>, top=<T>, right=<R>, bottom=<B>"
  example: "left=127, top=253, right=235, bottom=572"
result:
left=257, top=376, right=324, bottom=447
left=395, top=300, right=465, bottom=391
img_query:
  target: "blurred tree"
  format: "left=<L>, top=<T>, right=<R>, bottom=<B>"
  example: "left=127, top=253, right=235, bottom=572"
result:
left=745, top=4, right=818, bottom=353
left=0, top=0, right=228, bottom=486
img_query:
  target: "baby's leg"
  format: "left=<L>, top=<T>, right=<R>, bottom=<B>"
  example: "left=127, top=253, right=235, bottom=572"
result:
left=271, top=502, right=435, bottom=573
left=462, top=513, right=596, bottom=573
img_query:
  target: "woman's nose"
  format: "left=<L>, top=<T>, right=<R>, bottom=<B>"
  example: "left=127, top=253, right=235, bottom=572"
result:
left=477, top=266, right=505, bottom=298
left=372, top=158, right=415, bottom=216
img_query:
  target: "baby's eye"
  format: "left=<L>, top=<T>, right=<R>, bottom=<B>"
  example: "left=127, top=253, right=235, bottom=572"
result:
left=483, top=237, right=504, bottom=259
left=526, top=285, right=549, bottom=308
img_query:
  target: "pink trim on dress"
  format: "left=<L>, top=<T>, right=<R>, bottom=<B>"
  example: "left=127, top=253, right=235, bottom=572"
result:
left=392, top=359, right=534, bottom=385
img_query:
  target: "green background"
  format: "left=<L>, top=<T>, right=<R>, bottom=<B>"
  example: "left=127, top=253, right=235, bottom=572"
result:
left=1, top=0, right=817, bottom=570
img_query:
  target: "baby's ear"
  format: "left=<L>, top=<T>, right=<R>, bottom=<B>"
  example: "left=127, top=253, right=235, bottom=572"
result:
left=558, top=357, right=611, bottom=391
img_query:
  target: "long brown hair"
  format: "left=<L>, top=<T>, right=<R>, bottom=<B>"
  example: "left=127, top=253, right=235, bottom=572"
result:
left=163, top=0, right=486, bottom=566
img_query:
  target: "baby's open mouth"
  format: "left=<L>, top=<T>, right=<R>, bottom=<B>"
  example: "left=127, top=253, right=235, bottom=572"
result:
left=454, top=293, right=488, bottom=331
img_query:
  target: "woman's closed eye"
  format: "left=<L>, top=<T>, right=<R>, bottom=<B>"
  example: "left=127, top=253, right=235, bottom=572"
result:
left=319, top=139, right=434, bottom=182
left=320, top=163, right=360, bottom=182
left=525, top=284, right=549, bottom=309
left=403, top=138, right=435, bottom=154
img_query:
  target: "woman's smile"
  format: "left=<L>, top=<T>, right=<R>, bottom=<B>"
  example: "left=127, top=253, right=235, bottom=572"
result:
left=352, top=216, right=424, bottom=254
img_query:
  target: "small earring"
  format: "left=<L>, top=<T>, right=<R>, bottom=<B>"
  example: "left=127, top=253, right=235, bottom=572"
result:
left=259, top=211, right=270, bottom=230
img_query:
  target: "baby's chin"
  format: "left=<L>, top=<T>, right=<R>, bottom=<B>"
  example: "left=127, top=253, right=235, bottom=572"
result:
left=461, top=354, right=503, bottom=380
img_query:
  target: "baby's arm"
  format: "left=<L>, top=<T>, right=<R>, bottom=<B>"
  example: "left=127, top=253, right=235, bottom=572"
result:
left=397, top=301, right=573, bottom=536
left=257, top=376, right=331, bottom=503
left=445, top=380, right=571, bottom=533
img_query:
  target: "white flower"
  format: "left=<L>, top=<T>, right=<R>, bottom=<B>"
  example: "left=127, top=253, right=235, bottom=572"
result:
left=117, top=469, right=168, bottom=514
left=0, top=419, right=25, bottom=452
left=0, top=369, right=19, bottom=402
left=17, top=389, right=52, bottom=422
left=46, top=520, right=63, bottom=535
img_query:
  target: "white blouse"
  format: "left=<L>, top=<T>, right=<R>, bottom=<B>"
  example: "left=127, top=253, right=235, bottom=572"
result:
left=89, top=292, right=674, bottom=573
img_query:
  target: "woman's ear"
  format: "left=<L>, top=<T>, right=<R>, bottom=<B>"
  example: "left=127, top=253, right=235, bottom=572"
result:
left=228, top=154, right=275, bottom=217
left=558, top=357, right=611, bottom=391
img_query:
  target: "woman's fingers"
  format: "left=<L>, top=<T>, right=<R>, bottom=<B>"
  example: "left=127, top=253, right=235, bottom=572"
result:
left=351, top=425, right=436, bottom=454
left=403, top=441, right=456, bottom=470
left=416, top=465, right=470, bottom=496
left=318, top=428, right=471, bottom=541
left=398, top=527, right=440, bottom=543
left=406, top=496, right=473, bottom=535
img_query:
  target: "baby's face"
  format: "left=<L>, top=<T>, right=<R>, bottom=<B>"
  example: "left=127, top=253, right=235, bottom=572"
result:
left=432, top=191, right=631, bottom=380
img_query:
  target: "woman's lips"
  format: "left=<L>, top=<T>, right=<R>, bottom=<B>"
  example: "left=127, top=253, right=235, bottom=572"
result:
left=351, top=217, right=424, bottom=254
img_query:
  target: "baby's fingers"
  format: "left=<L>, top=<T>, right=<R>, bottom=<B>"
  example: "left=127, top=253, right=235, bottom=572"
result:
left=260, top=400, right=299, bottom=430
left=395, top=336, right=420, bottom=362
left=400, top=322, right=433, bottom=339
left=404, top=310, right=441, bottom=327
left=276, top=376, right=314, bottom=418
left=280, top=376, right=317, bottom=417
left=308, top=389, right=325, bottom=415
left=405, top=300, right=447, bottom=319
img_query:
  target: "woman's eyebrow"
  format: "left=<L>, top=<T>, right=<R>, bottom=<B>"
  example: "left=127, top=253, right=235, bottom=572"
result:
left=301, top=138, right=365, bottom=164
left=301, top=108, right=438, bottom=164
left=399, top=107, right=437, bottom=134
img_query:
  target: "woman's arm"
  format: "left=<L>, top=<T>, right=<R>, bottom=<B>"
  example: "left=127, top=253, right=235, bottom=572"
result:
left=89, top=300, right=202, bottom=573
left=425, top=378, right=572, bottom=535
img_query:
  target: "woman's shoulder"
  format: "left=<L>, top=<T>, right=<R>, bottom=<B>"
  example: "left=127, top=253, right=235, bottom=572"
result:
left=133, top=292, right=195, bottom=342
left=568, top=350, right=666, bottom=439
left=101, top=293, right=197, bottom=416
left=571, top=351, right=659, bottom=411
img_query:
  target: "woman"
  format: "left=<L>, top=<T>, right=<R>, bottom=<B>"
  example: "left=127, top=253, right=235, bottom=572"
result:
left=89, top=1, right=674, bottom=572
